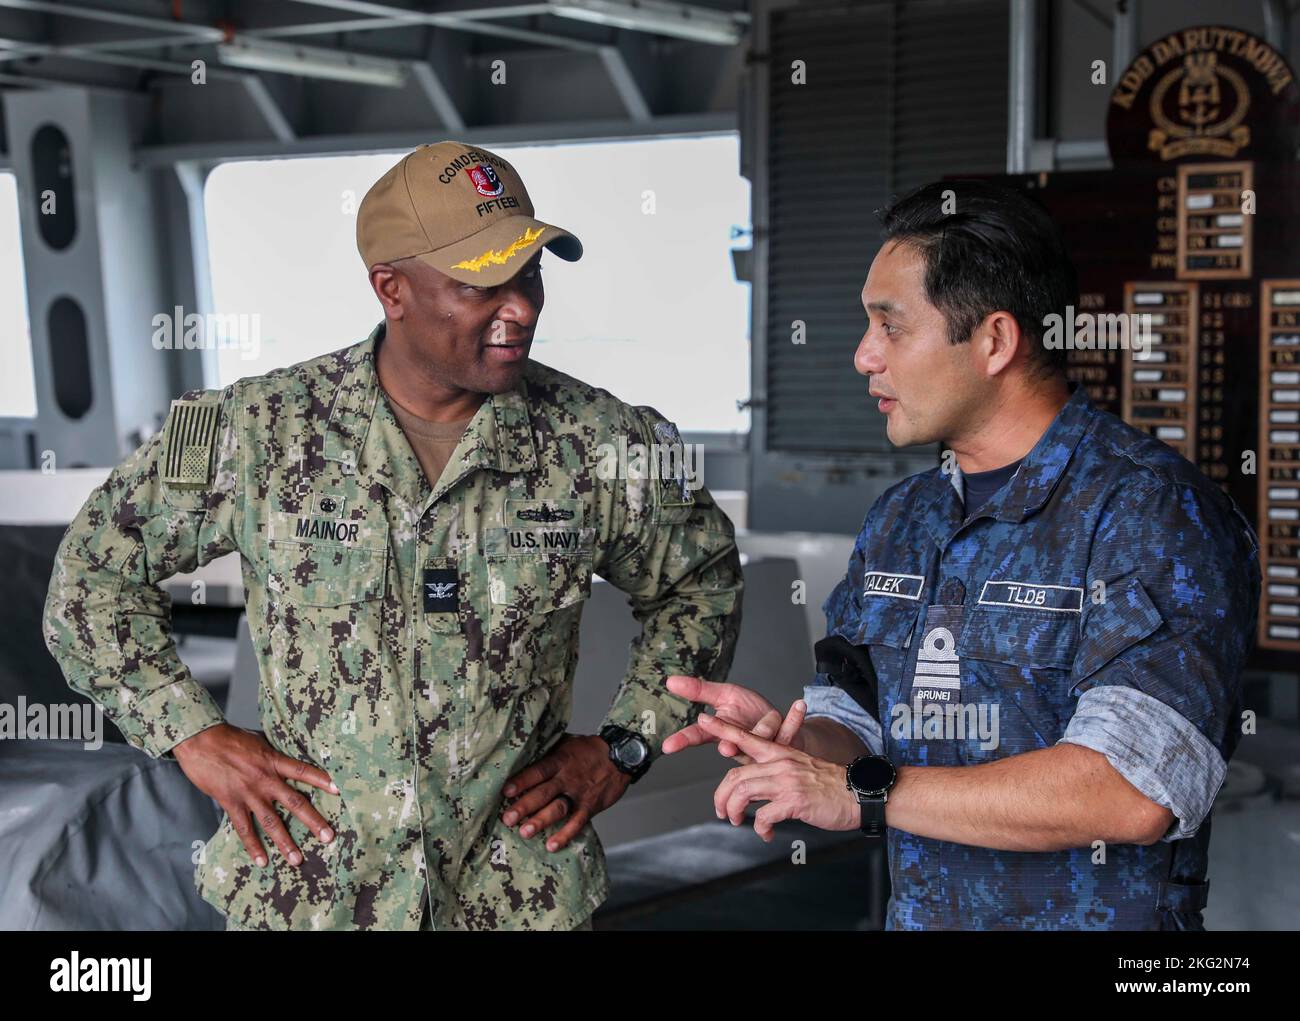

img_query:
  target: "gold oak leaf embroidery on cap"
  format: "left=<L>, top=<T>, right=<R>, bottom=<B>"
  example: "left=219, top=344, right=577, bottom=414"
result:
left=452, top=226, right=545, bottom=272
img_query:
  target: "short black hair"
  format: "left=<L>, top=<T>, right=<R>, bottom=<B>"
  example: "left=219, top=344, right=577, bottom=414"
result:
left=878, top=179, right=1078, bottom=379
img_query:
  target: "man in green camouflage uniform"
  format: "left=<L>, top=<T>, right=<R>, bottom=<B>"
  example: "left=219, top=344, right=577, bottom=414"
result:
left=43, top=141, right=743, bottom=930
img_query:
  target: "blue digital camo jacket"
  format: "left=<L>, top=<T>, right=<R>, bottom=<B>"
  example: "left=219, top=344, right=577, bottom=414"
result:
left=805, top=385, right=1261, bottom=930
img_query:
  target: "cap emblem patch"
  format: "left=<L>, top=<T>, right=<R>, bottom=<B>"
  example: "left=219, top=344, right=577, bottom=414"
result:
left=468, top=164, right=504, bottom=197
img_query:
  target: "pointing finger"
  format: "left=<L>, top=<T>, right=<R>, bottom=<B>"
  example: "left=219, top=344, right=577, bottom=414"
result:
left=661, top=723, right=712, bottom=755
left=666, top=675, right=737, bottom=710
left=697, top=712, right=787, bottom=764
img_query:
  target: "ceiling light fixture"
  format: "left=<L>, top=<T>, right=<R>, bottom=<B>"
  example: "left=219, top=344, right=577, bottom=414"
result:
left=547, top=0, right=744, bottom=46
left=217, top=37, right=407, bottom=88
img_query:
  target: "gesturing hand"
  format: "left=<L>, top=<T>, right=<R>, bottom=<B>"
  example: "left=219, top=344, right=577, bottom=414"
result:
left=662, top=675, right=807, bottom=762
left=696, top=713, right=860, bottom=841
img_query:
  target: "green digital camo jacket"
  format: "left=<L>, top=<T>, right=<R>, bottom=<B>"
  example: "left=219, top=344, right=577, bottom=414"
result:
left=43, top=323, right=743, bottom=930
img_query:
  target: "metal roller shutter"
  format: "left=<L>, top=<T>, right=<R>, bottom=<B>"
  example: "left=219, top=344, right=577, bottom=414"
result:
left=762, top=0, right=1010, bottom=455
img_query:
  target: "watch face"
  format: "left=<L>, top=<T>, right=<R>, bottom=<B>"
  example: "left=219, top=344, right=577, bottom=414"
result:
left=848, top=756, right=896, bottom=796
left=617, top=737, right=648, bottom=768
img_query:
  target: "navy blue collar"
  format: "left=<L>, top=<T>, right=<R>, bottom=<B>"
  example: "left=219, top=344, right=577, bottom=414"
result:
left=919, top=384, right=1095, bottom=547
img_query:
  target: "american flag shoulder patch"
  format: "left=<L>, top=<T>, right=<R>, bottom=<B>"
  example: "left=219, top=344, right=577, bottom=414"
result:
left=160, top=397, right=220, bottom=487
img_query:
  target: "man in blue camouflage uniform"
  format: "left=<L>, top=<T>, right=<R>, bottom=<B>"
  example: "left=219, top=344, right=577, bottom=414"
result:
left=664, top=180, right=1260, bottom=930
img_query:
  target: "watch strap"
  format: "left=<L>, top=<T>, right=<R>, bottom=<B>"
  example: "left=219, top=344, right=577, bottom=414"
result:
left=860, top=796, right=886, bottom=839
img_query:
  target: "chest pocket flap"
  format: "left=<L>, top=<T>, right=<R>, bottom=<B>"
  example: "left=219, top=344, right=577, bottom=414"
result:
left=850, top=595, right=920, bottom=650
left=267, top=511, right=388, bottom=607
left=959, top=604, right=1080, bottom=670
left=485, top=526, right=595, bottom=617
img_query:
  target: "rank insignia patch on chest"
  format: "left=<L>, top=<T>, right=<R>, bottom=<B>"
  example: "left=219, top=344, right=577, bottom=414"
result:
left=423, top=568, right=458, bottom=613
left=908, top=611, right=963, bottom=712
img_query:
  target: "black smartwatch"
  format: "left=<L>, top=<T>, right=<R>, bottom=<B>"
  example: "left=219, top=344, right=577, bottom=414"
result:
left=599, top=724, right=652, bottom=783
left=845, top=754, right=897, bottom=839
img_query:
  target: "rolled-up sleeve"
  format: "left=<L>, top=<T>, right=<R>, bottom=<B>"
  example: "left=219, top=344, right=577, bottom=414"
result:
left=1059, top=478, right=1260, bottom=841
left=1060, top=685, right=1226, bottom=841
left=799, top=515, right=887, bottom=754
left=803, top=682, right=884, bottom=755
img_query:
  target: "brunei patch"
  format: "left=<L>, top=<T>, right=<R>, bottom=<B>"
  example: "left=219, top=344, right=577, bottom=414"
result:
left=160, top=398, right=220, bottom=487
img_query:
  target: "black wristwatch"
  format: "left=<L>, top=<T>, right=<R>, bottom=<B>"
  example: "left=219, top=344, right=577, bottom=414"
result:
left=846, top=755, right=897, bottom=839
left=599, top=724, right=652, bottom=783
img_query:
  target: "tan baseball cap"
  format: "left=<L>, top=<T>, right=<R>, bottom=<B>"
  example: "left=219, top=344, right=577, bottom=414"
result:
left=356, top=141, right=582, bottom=287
